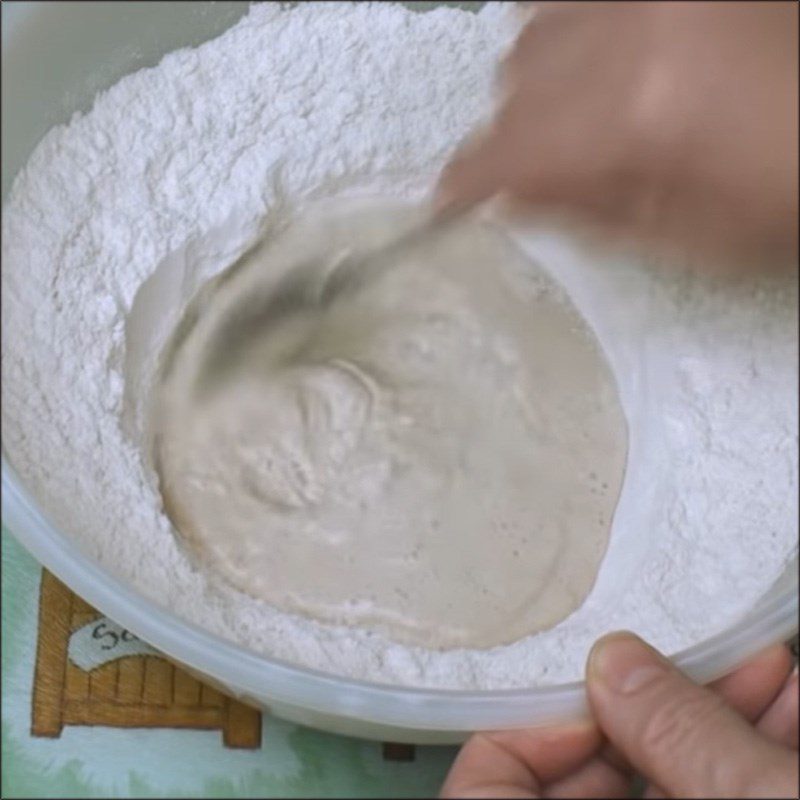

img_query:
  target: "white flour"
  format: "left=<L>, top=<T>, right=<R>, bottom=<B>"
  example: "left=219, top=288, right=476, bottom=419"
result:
left=2, top=2, right=797, bottom=689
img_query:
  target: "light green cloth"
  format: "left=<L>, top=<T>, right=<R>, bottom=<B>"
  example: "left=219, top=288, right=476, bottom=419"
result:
left=1, top=529, right=457, bottom=799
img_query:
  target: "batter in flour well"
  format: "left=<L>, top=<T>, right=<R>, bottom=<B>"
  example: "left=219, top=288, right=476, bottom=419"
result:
left=152, top=203, right=628, bottom=649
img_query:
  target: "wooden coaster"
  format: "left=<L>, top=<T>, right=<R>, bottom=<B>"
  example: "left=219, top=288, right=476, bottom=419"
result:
left=31, top=570, right=261, bottom=748
left=382, top=742, right=416, bottom=761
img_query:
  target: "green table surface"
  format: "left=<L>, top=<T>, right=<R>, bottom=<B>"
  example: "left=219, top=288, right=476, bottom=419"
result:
left=1, top=528, right=458, bottom=799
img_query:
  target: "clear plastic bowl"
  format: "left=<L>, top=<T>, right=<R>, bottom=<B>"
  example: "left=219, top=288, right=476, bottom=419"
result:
left=3, top=1, right=797, bottom=744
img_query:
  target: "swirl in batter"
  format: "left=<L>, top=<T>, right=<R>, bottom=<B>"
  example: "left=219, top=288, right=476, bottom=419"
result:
left=152, top=203, right=628, bottom=649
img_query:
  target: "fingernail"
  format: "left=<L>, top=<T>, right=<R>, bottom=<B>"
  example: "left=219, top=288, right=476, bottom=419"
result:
left=588, top=632, right=668, bottom=695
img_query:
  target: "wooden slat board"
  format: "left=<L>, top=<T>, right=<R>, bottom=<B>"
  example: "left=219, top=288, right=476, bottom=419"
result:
left=90, top=662, right=119, bottom=702
left=30, top=569, right=416, bottom=759
left=200, top=684, right=225, bottom=708
left=31, top=570, right=261, bottom=748
left=116, top=657, right=145, bottom=703
left=64, top=661, right=90, bottom=703
left=173, top=668, right=201, bottom=706
left=142, top=657, right=173, bottom=706
left=31, top=575, right=72, bottom=737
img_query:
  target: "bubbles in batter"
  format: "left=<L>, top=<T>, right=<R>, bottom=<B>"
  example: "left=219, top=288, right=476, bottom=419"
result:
left=151, top=201, right=628, bottom=650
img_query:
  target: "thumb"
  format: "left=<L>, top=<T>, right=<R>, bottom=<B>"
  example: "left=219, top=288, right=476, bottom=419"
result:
left=586, top=632, right=796, bottom=799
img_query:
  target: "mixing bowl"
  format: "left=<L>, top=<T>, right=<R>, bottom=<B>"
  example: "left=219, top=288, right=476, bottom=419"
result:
left=2, top=1, right=797, bottom=744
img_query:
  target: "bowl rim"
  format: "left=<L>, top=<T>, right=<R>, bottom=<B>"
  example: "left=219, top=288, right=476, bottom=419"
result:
left=3, top=454, right=797, bottom=731
left=3, top=0, right=797, bottom=735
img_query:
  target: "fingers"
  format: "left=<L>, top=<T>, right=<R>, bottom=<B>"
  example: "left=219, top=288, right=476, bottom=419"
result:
left=434, top=5, right=616, bottom=217
left=586, top=632, right=797, bottom=799
left=598, top=641, right=795, bottom=795
left=611, top=642, right=795, bottom=800
left=541, top=756, right=632, bottom=798
left=434, top=124, right=515, bottom=213
left=757, top=667, right=799, bottom=749
left=434, top=100, right=573, bottom=216
left=439, top=722, right=600, bottom=799
left=711, top=643, right=794, bottom=721
left=441, top=644, right=797, bottom=800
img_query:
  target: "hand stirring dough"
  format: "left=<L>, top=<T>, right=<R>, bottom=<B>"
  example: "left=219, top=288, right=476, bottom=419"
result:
left=152, top=203, right=628, bottom=650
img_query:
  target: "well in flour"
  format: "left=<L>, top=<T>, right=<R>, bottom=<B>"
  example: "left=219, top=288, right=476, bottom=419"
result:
left=150, top=200, right=628, bottom=650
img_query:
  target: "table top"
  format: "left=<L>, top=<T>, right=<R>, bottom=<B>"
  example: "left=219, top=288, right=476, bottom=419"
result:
left=1, top=529, right=457, bottom=799
left=6, top=525, right=795, bottom=799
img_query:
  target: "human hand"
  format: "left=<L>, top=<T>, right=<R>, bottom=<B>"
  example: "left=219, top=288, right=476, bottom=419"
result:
left=436, top=2, right=799, bottom=267
left=440, top=633, right=798, bottom=798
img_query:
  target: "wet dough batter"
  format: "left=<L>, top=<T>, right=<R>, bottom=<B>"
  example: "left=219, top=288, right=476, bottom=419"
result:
left=152, top=203, right=628, bottom=649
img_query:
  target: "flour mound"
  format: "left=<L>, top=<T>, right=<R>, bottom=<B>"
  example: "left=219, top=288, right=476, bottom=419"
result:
left=2, top=2, right=797, bottom=689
